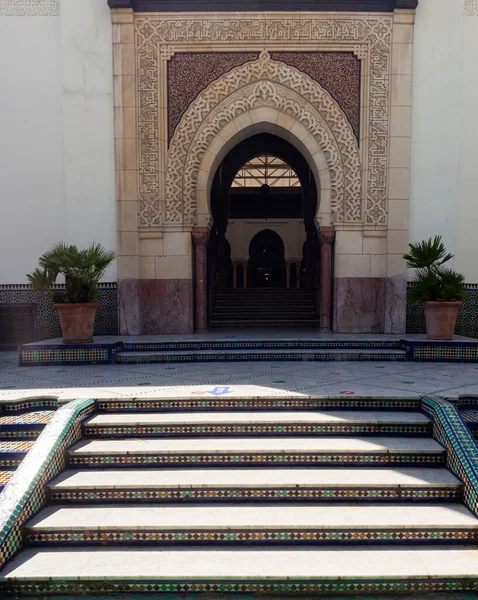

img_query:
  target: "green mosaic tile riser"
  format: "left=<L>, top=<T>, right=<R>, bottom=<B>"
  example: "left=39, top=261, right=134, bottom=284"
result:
left=422, top=396, right=478, bottom=516
left=407, top=287, right=478, bottom=338
left=49, top=486, right=460, bottom=504
left=69, top=452, right=445, bottom=468
left=84, top=423, right=432, bottom=438
left=125, top=340, right=403, bottom=351
left=25, top=528, right=478, bottom=545
left=98, top=398, right=421, bottom=412
left=2, top=578, right=478, bottom=595
left=0, top=400, right=96, bottom=568
left=117, top=351, right=407, bottom=364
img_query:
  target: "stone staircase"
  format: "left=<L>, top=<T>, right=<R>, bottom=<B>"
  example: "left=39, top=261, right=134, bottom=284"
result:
left=2, top=396, right=478, bottom=594
left=210, top=288, right=320, bottom=327
left=116, top=338, right=406, bottom=364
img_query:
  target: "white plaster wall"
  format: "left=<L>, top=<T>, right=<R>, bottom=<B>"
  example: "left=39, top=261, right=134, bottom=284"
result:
left=410, top=0, right=478, bottom=281
left=0, top=13, right=65, bottom=283
left=0, top=0, right=116, bottom=283
left=455, top=4, right=478, bottom=280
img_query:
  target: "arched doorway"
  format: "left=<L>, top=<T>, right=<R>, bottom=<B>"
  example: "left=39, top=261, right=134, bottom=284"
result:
left=248, top=230, right=286, bottom=288
left=207, top=133, right=321, bottom=327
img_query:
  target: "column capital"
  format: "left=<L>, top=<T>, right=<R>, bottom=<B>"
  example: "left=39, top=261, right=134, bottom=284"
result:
left=318, top=226, right=336, bottom=246
left=192, top=227, right=210, bottom=248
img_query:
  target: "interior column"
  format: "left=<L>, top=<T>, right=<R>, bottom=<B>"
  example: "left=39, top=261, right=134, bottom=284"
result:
left=192, top=227, right=210, bottom=333
left=318, top=226, right=335, bottom=332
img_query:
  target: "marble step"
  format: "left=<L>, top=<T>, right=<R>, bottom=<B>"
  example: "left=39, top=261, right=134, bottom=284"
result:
left=116, top=348, right=406, bottom=364
left=48, top=466, right=462, bottom=503
left=83, top=411, right=432, bottom=438
left=24, top=503, right=478, bottom=546
left=4, top=546, right=478, bottom=595
left=67, top=436, right=445, bottom=468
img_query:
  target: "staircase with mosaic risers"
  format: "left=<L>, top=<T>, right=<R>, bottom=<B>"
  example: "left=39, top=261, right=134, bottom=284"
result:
left=0, top=403, right=55, bottom=493
left=116, top=338, right=406, bottom=364
left=3, top=396, right=478, bottom=595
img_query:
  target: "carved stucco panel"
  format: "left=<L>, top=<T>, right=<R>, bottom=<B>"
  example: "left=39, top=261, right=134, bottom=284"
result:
left=135, top=15, right=392, bottom=228
left=166, top=52, right=361, bottom=226
left=0, top=0, right=59, bottom=16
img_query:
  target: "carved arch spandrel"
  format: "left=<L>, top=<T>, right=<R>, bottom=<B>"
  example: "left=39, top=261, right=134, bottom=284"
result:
left=165, top=51, right=362, bottom=227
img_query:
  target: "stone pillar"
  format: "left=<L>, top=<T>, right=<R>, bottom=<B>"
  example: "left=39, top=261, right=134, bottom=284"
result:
left=286, top=262, right=292, bottom=289
left=233, top=262, right=238, bottom=290
left=192, top=227, right=210, bottom=333
left=296, top=264, right=301, bottom=289
left=318, top=226, right=335, bottom=332
left=242, top=264, right=248, bottom=289
left=305, top=226, right=316, bottom=289
left=217, top=225, right=227, bottom=288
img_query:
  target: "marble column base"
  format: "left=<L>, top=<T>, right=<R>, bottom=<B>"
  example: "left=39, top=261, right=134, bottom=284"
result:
left=333, top=277, right=408, bottom=334
left=384, top=277, right=407, bottom=334
left=334, top=277, right=386, bottom=334
left=118, top=279, right=193, bottom=335
left=118, top=279, right=141, bottom=336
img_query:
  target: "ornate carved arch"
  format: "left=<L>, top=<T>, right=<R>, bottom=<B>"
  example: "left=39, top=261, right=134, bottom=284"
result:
left=165, top=51, right=361, bottom=227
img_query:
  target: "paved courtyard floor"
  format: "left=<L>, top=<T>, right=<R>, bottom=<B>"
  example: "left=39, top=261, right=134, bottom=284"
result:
left=2, top=350, right=478, bottom=402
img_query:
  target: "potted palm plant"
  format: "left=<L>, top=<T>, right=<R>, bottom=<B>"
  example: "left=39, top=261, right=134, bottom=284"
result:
left=403, top=236, right=465, bottom=340
left=27, top=242, right=116, bottom=344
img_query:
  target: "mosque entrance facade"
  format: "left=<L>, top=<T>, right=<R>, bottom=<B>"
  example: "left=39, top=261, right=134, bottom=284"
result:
left=109, top=1, right=416, bottom=335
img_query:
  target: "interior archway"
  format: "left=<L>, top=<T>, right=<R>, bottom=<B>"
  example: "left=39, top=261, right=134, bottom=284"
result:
left=248, top=230, right=286, bottom=289
left=207, top=133, right=321, bottom=328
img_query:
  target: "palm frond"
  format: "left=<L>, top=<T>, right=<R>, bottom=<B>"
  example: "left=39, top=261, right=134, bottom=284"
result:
left=403, top=235, right=454, bottom=270
left=404, top=236, right=464, bottom=304
left=27, top=242, right=116, bottom=303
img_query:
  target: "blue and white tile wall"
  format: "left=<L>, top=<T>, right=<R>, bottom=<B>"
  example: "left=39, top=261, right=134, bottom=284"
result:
left=0, top=284, right=118, bottom=347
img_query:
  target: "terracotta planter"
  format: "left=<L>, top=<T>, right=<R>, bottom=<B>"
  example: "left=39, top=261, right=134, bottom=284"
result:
left=54, top=303, right=100, bottom=344
left=423, top=301, right=462, bottom=341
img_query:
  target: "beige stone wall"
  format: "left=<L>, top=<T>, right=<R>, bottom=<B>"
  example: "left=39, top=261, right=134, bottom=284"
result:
left=227, top=220, right=306, bottom=263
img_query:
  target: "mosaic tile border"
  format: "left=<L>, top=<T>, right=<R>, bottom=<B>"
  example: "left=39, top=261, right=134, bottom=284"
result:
left=2, top=577, right=478, bottom=595
left=84, top=423, right=431, bottom=438
left=19, top=342, right=123, bottom=366
left=124, top=340, right=403, bottom=351
left=405, top=340, right=478, bottom=363
left=49, top=486, right=460, bottom=504
left=18, top=337, right=478, bottom=367
left=422, top=395, right=478, bottom=516
left=25, top=527, right=477, bottom=546
left=1, top=398, right=59, bottom=414
left=97, top=398, right=422, bottom=412
left=0, top=399, right=95, bottom=568
left=68, top=451, right=445, bottom=468
left=116, top=351, right=407, bottom=364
